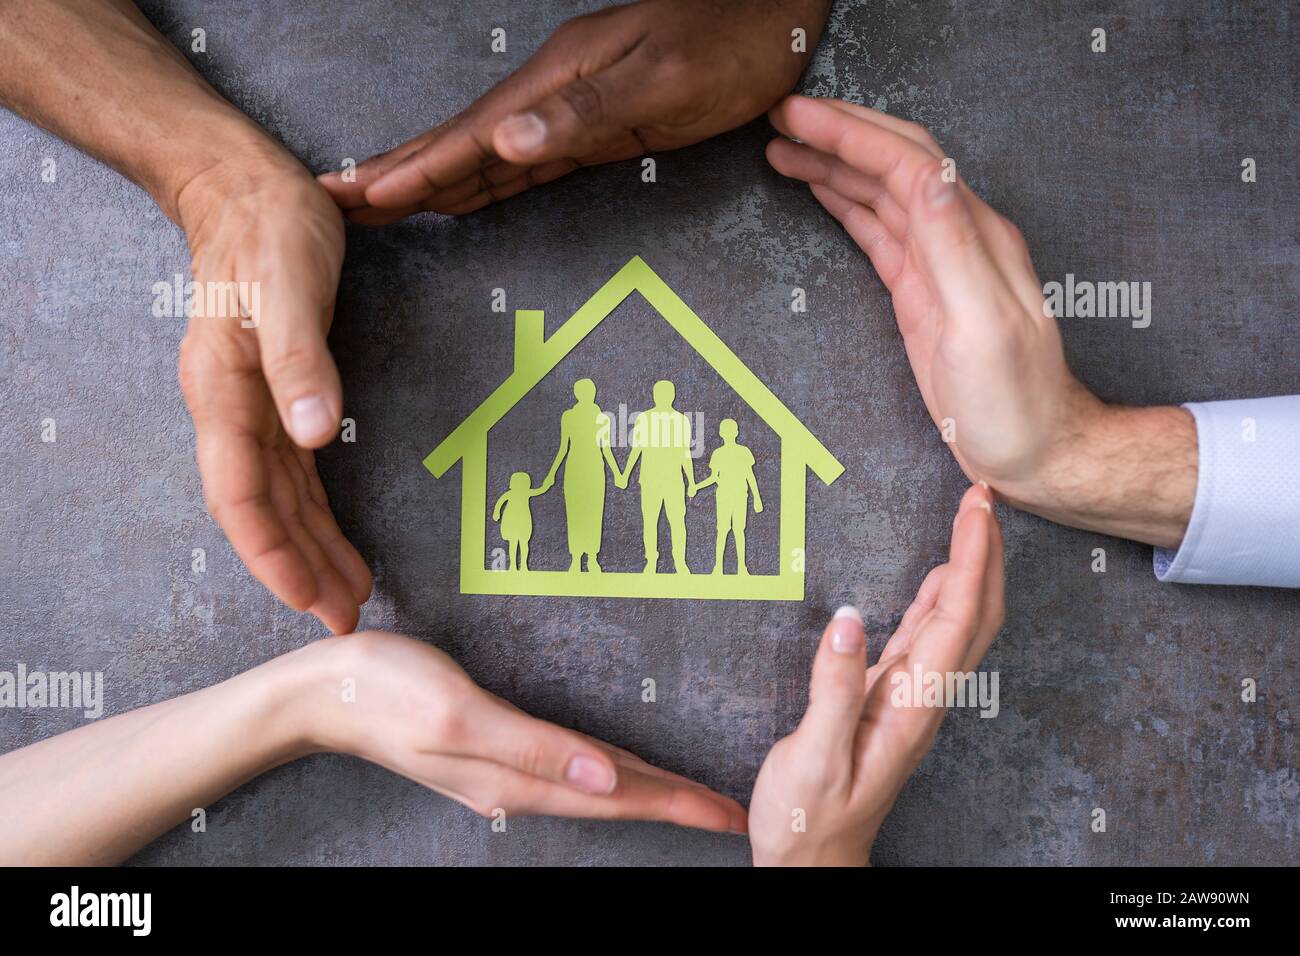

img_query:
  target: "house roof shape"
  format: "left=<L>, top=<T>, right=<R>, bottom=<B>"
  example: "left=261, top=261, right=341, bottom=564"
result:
left=425, top=255, right=844, bottom=484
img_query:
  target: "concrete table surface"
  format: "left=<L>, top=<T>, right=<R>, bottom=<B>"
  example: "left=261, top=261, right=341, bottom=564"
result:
left=1, top=0, right=1296, bottom=865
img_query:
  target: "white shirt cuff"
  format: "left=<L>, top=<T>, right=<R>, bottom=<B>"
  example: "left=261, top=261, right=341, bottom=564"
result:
left=1154, top=395, right=1300, bottom=587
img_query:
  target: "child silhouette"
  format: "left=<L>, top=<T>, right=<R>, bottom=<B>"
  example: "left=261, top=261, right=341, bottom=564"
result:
left=694, top=419, right=763, bottom=575
left=492, top=471, right=546, bottom=571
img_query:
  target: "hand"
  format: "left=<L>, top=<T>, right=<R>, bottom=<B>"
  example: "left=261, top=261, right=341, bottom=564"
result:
left=295, top=632, right=748, bottom=831
left=766, top=96, right=1196, bottom=548
left=753, top=496, right=763, bottom=514
left=615, top=472, right=629, bottom=490
left=749, top=485, right=1004, bottom=866
left=539, top=475, right=555, bottom=494
left=177, top=153, right=371, bottom=634
left=319, top=0, right=830, bottom=223
left=688, top=482, right=697, bottom=498
left=0, top=626, right=745, bottom=865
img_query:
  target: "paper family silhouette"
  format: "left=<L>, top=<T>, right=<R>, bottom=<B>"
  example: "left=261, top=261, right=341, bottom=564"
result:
left=492, top=378, right=762, bottom=576
left=425, top=257, right=843, bottom=601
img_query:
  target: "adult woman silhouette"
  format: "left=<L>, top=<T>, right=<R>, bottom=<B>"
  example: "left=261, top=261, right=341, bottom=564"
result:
left=541, top=379, right=623, bottom=571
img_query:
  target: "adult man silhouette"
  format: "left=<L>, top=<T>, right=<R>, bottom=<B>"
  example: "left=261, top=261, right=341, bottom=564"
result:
left=542, top=379, right=621, bottom=572
left=618, top=380, right=697, bottom=574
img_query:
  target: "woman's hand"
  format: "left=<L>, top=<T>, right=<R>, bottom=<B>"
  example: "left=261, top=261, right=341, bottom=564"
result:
left=0, top=629, right=744, bottom=865
left=319, top=0, right=831, bottom=222
left=294, top=632, right=748, bottom=831
left=748, top=485, right=1003, bottom=866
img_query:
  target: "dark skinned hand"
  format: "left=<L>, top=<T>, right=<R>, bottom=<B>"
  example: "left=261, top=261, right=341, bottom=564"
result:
left=319, top=0, right=831, bottom=222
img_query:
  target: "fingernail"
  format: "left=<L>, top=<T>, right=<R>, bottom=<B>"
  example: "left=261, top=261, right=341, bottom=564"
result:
left=831, top=605, right=864, bottom=653
left=978, top=479, right=989, bottom=489
left=978, top=501, right=992, bottom=512
left=925, top=172, right=957, bottom=205
left=565, top=754, right=616, bottom=795
left=498, top=112, right=547, bottom=156
left=289, top=396, right=335, bottom=444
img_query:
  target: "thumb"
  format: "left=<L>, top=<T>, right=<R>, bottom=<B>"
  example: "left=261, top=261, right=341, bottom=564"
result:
left=257, top=280, right=343, bottom=449
left=797, top=606, right=867, bottom=760
left=468, top=696, right=620, bottom=796
left=492, top=59, right=657, bottom=166
left=909, top=170, right=1006, bottom=321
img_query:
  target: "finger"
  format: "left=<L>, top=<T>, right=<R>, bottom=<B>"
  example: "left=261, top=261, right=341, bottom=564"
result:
left=490, top=50, right=660, bottom=167
left=780, top=97, right=1003, bottom=241
left=381, top=154, right=535, bottom=217
left=362, top=69, right=546, bottom=211
left=769, top=95, right=941, bottom=210
left=416, top=157, right=581, bottom=216
left=535, top=761, right=748, bottom=833
left=796, top=606, right=867, bottom=762
left=399, top=156, right=580, bottom=217
left=771, top=95, right=1011, bottom=316
left=771, top=94, right=985, bottom=226
left=770, top=96, right=1041, bottom=303
left=251, top=245, right=344, bottom=449
left=455, top=694, right=621, bottom=796
left=964, top=485, right=1005, bottom=671
left=318, top=129, right=439, bottom=208
left=912, top=485, right=995, bottom=674
left=194, top=425, right=317, bottom=613
left=854, top=489, right=996, bottom=778
left=766, top=137, right=910, bottom=242
left=874, top=564, right=948, bottom=672
left=289, top=446, right=372, bottom=604
left=267, top=446, right=359, bottom=633
left=485, top=699, right=698, bottom=788
left=567, top=730, right=725, bottom=795
left=908, top=167, right=1014, bottom=329
left=807, top=183, right=906, bottom=285
left=275, top=445, right=370, bottom=621
left=817, top=98, right=945, bottom=158
left=389, top=158, right=515, bottom=214
left=298, top=492, right=373, bottom=607
left=342, top=202, right=423, bottom=226
left=284, top=516, right=360, bottom=634
left=813, top=100, right=1046, bottom=310
left=440, top=757, right=746, bottom=833
left=181, top=336, right=319, bottom=613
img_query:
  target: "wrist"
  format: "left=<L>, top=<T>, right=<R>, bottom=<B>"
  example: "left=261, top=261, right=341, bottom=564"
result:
left=752, top=833, right=874, bottom=868
left=170, top=125, right=307, bottom=232
left=997, top=400, right=1197, bottom=549
left=988, top=382, right=1108, bottom=512
left=247, top=640, right=344, bottom=763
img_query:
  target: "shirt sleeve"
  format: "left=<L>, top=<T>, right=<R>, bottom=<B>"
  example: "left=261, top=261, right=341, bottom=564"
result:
left=1154, top=395, right=1300, bottom=587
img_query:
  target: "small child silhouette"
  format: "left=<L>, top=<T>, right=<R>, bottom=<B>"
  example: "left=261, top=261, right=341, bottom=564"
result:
left=492, top=471, right=546, bottom=571
left=694, top=419, right=763, bottom=575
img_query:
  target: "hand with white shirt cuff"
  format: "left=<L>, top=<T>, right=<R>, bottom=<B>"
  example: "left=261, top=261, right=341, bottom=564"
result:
left=765, top=95, right=1298, bottom=588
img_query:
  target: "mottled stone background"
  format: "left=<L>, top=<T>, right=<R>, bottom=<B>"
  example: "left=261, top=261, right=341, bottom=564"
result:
left=1, top=0, right=1296, bottom=865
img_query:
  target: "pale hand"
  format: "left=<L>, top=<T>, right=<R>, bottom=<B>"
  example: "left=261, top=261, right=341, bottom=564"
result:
left=749, top=485, right=1003, bottom=866
left=177, top=153, right=371, bottom=633
left=297, top=631, right=748, bottom=831
left=765, top=96, right=1196, bottom=549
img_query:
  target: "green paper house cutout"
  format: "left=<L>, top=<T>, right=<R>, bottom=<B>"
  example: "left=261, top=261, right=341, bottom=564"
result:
left=424, top=256, right=844, bottom=601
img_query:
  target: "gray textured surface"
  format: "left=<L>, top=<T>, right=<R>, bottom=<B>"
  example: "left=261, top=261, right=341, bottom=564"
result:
left=1, top=0, right=1297, bottom=865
